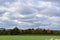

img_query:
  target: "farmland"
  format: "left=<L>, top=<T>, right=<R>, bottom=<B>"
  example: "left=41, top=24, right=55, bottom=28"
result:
left=0, top=35, right=60, bottom=40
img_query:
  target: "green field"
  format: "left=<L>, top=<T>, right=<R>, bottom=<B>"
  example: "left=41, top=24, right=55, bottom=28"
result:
left=0, top=35, right=60, bottom=40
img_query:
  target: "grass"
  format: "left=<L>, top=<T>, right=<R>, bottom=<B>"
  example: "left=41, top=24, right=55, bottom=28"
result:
left=0, top=35, right=60, bottom=40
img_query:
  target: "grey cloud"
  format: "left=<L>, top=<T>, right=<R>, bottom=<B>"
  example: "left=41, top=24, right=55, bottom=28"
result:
left=19, top=6, right=37, bottom=15
left=0, top=0, right=60, bottom=30
left=39, top=0, right=60, bottom=3
left=43, top=8, right=60, bottom=17
left=0, top=0, right=16, bottom=7
left=0, top=11, right=5, bottom=16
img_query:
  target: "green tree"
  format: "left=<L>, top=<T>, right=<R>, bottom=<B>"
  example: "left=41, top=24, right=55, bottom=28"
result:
left=11, top=27, right=20, bottom=35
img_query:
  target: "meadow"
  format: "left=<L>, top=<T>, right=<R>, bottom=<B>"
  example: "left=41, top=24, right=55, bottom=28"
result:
left=0, top=35, right=60, bottom=40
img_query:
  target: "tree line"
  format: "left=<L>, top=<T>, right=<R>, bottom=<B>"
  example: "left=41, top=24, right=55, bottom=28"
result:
left=0, top=27, right=60, bottom=35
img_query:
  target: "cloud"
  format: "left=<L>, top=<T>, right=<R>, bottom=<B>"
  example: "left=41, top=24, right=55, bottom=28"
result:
left=0, top=0, right=60, bottom=30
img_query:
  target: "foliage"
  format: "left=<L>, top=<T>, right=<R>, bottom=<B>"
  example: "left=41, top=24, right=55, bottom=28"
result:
left=0, top=27, right=60, bottom=35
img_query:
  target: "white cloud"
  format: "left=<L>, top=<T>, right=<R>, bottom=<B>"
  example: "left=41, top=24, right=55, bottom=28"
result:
left=0, top=12, right=10, bottom=20
left=0, top=0, right=60, bottom=30
left=0, top=6, right=7, bottom=11
left=14, top=20, right=22, bottom=24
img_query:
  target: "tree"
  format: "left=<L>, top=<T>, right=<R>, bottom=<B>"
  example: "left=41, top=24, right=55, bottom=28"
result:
left=46, top=29, right=53, bottom=34
left=11, top=27, right=20, bottom=35
left=31, top=28, right=35, bottom=34
left=0, top=28, right=5, bottom=35
left=36, top=28, right=43, bottom=34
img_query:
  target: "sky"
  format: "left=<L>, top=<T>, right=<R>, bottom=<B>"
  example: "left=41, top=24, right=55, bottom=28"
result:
left=0, top=0, right=60, bottom=30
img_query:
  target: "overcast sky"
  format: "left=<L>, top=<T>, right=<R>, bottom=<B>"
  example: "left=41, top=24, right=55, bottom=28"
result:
left=0, top=0, right=60, bottom=30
